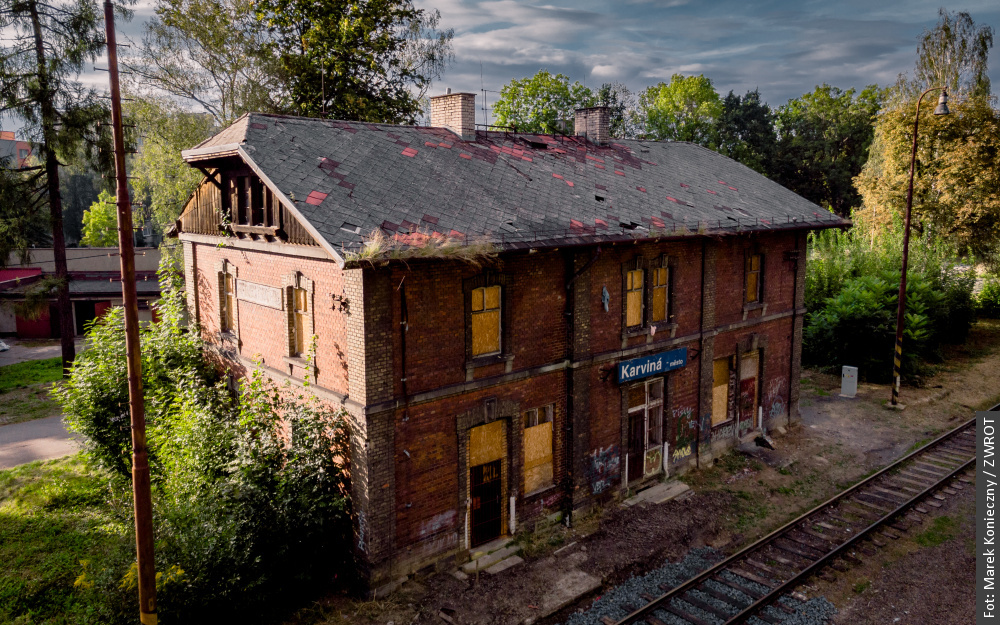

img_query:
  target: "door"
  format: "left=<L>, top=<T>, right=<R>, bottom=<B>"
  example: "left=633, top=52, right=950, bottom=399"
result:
left=470, top=459, right=502, bottom=547
left=738, top=350, right=759, bottom=433
left=626, top=378, right=665, bottom=483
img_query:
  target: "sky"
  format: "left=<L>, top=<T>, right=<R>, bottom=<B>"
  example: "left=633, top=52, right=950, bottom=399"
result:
left=413, top=0, right=1000, bottom=125
left=2, top=0, right=999, bottom=133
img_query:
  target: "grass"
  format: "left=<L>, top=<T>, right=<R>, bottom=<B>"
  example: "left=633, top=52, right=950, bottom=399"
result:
left=0, top=384, right=62, bottom=426
left=915, top=515, right=958, bottom=547
left=0, top=357, right=63, bottom=393
left=0, top=454, right=130, bottom=625
left=852, top=579, right=871, bottom=594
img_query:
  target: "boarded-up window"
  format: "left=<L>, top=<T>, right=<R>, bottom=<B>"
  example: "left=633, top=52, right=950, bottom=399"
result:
left=293, top=287, right=308, bottom=355
left=712, top=357, right=731, bottom=425
left=650, top=266, right=669, bottom=323
left=745, top=254, right=762, bottom=303
left=626, top=269, right=643, bottom=327
left=222, top=273, right=235, bottom=332
left=523, top=405, right=554, bottom=493
left=471, top=285, right=501, bottom=356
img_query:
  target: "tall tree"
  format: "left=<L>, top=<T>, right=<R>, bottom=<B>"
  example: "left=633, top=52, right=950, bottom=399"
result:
left=492, top=70, right=594, bottom=134
left=255, top=0, right=453, bottom=122
left=0, top=0, right=118, bottom=372
left=128, top=0, right=282, bottom=126
left=909, top=8, right=994, bottom=99
left=61, top=165, right=102, bottom=245
left=81, top=189, right=120, bottom=247
left=126, top=96, right=215, bottom=230
left=855, top=96, right=1000, bottom=260
left=637, top=74, right=722, bottom=145
left=772, top=84, right=883, bottom=216
left=715, top=88, right=777, bottom=174
left=596, top=82, right=639, bottom=139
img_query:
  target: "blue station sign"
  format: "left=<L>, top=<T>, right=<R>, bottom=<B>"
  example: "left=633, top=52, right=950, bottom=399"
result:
left=618, top=347, right=688, bottom=383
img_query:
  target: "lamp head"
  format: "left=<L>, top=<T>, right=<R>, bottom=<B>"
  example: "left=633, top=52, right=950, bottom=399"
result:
left=933, top=89, right=950, bottom=115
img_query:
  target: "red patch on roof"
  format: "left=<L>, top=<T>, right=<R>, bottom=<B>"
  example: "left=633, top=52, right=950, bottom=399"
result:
left=401, top=147, right=418, bottom=157
left=439, top=142, right=452, bottom=148
left=718, top=180, right=727, bottom=185
left=449, top=229, right=465, bottom=239
left=706, top=189, right=717, bottom=194
left=729, top=186, right=738, bottom=191
left=424, top=142, right=438, bottom=148
left=382, top=221, right=399, bottom=232
left=661, top=211, right=673, bottom=220
left=666, top=196, right=679, bottom=203
left=594, top=164, right=605, bottom=170
left=586, top=155, right=604, bottom=163
left=552, top=173, right=563, bottom=179
left=637, top=187, right=646, bottom=193
left=250, top=122, right=267, bottom=130
left=595, top=183, right=608, bottom=191
left=595, top=218, right=608, bottom=229
left=566, top=180, right=574, bottom=187
left=338, top=180, right=355, bottom=190
left=459, top=153, right=472, bottom=159
left=679, top=183, right=690, bottom=188
left=521, top=156, right=533, bottom=162
left=421, top=214, right=439, bottom=225
left=614, top=170, right=625, bottom=176
left=305, top=190, right=328, bottom=206
left=651, top=217, right=666, bottom=228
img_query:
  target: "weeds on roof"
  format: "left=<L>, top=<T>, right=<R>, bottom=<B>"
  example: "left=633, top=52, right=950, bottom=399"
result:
left=345, top=229, right=500, bottom=268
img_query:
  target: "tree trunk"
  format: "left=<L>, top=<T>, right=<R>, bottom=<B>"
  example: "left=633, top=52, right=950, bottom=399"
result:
left=29, top=0, right=76, bottom=375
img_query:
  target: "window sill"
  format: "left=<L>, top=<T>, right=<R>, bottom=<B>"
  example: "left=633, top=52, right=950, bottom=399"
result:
left=524, top=483, right=558, bottom=499
left=283, top=355, right=312, bottom=368
left=742, top=302, right=767, bottom=320
left=465, top=353, right=513, bottom=380
left=622, top=322, right=678, bottom=342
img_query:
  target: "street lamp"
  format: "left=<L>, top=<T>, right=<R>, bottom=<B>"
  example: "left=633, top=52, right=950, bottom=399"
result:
left=891, top=87, right=949, bottom=406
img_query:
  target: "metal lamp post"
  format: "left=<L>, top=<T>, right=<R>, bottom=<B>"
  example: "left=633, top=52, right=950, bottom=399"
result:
left=891, top=87, right=949, bottom=406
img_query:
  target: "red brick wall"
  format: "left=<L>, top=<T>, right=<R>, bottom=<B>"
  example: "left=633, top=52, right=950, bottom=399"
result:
left=188, top=242, right=349, bottom=395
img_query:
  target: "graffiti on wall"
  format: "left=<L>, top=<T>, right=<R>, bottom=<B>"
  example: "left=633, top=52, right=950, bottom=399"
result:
left=713, top=423, right=735, bottom=441
left=766, top=377, right=787, bottom=420
left=644, top=446, right=663, bottom=475
left=357, top=511, right=367, bottom=552
left=672, top=406, right=696, bottom=448
left=671, top=444, right=692, bottom=462
left=419, top=509, right=457, bottom=538
left=587, top=445, right=620, bottom=495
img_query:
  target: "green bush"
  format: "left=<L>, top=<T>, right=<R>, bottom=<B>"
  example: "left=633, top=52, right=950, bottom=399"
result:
left=977, top=275, right=1000, bottom=318
left=54, top=254, right=353, bottom=624
left=803, top=210, right=976, bottom=381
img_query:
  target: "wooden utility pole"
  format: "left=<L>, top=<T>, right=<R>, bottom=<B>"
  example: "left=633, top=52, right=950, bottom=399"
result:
left=103, top=2, right=157, bottom=623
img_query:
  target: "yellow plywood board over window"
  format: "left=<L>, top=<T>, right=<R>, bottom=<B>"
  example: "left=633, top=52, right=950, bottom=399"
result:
left=469, top=420, right=505, bottom=467
left=523, top=421, right=553, bottom=494
left=626, top=269, right=643, bottom=327
left=651, top=267, right=668, bottom=323
left=712, top=358, right=729, bottom=425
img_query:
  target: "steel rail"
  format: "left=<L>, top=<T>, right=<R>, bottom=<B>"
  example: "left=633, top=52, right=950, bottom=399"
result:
left=615, top=412, right=984, bottom=625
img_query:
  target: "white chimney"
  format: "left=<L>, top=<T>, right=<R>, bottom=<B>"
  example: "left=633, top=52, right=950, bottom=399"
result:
left=430, top=92, right=477, bottom=141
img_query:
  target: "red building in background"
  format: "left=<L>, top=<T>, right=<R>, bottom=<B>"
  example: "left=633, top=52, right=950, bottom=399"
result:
left=176, top=94, right=848, bottom=593
left=0, top=130, right=32, bottom=168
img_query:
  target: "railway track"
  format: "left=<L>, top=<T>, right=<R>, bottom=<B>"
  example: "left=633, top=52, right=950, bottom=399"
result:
left=605, top=413, right=982, bottom=625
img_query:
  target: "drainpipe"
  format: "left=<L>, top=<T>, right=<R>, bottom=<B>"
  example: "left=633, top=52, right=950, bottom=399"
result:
left=695, top=238, right=706, bottom=470
left=788, top=232, right=799, bottom=429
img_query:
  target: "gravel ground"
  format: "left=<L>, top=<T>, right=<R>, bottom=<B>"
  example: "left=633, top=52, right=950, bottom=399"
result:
left=562, top=547, right=837, bottom=625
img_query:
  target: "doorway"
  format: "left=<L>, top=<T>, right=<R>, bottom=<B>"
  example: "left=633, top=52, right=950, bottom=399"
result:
left=738, top=350, right=760, bottom=433
left=626, top=377, right=664, bottom=483
left=470, top=459, right=502, bottom=547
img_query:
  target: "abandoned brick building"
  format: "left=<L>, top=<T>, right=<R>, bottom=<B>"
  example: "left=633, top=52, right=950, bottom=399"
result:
left=176, top=93, right=848, bottom=591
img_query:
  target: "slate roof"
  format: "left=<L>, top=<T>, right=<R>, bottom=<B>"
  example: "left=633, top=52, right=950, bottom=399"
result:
left=183, top=113, right=848, bottom=256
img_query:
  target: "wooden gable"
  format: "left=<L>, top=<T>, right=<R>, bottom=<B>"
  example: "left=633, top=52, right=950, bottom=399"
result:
left=179, top=164, right=319, bottom=247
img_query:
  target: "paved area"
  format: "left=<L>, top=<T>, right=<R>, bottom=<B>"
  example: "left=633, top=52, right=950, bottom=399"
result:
left=0, top=415, right=80, bottom=469
left=0, top=338, right=87, bottom=367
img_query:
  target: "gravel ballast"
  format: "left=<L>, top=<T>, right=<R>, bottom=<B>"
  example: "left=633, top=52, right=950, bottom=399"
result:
left=561, top=547, right=837, bottom=625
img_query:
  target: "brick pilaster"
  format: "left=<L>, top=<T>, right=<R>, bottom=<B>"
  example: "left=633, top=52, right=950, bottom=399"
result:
left=182, top=240, right=199, bottom=324
left=698, top=241, right=717, bottom=449
left=568, top=249, right=593, bottom=512
left=788, top=231, right=807, bottom=423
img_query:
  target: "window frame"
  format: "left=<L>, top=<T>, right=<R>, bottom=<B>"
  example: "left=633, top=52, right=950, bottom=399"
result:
left=522, top=403, right=555, bottom=494
left=283, top=272, right=315, bottom=361
left=215, top=259, right=239, bottom=340
left=463, top=271, right=512, bottom=369
left=744, top=252, right=763, bottom=305
left=650, top=257, right=670, bottom=324
left=471, top=284, right=502, bottom=357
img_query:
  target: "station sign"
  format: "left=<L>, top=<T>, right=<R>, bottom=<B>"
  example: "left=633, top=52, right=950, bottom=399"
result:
left=618, top=347, right=687, bottom=383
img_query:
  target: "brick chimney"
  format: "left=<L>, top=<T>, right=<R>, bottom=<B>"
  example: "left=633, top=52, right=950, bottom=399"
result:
left=430, top=90, right=477, bottom=141
left=575, top=106, right=610, bottom=145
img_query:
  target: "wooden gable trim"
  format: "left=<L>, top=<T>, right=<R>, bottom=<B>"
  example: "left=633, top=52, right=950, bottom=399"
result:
left=236, top=145, right=345, bottom=267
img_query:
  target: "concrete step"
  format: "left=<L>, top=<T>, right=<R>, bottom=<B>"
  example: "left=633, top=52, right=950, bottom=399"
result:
left=485, top=555, right=524, bottom=575
left=623, top=480, right=691, bottom=507
left=462, top=544, right=522, bottom=573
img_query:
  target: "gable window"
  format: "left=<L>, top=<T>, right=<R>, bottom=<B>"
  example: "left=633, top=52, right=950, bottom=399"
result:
left=283, top=272, right=315, bottom=360
left=230, top=174, right=275, bottom=229
left=222, top=273, right=236, bottom=332
left=650, top=264, right=669, bottom=323
left=523, top=405, right=554, bottom=494
left=625, top=268, right=643, bottom=327
left=216, top=260, right=238, bottom=338
left=745, top=253, right=762, bottom=304
left=471, top=285, right=501, bottom=357
left=293, top=285, right=309, bottom=355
